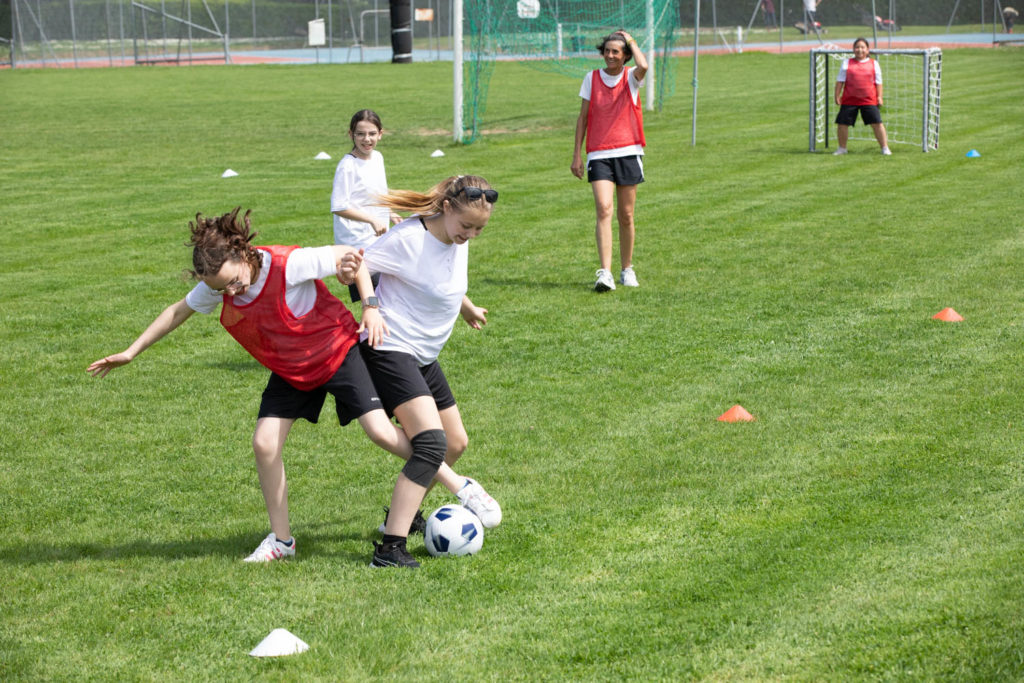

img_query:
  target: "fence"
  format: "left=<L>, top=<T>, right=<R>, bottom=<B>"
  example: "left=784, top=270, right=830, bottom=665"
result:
left=1, top=0, right=454, bottom=67
left=2, top=0, right=1016, bottom=68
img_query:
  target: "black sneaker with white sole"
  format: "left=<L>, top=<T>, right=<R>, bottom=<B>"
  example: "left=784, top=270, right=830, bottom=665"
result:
left=370, top=540, right=420, bottom=568
left=377, top=507, right=428, bottom=535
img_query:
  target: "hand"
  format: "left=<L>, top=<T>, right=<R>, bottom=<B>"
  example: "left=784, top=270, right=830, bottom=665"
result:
left=461, top=304, right=488, bottom=330
left=358, top=306, right=389, bottom=347
left=618, top=30, right=636, bottom=44
left=337, top=249, right=364, bottom=285
left=571, top=156, right=585, bottom=180
left=371, top=221, right=388, bottom=236
left=390, top=212, right=403, bottom=226
left=86, top=352, right=133, bottom=378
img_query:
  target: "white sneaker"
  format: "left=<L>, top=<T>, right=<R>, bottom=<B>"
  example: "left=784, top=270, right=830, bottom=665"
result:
left=456, top=478, right=502, bottom=529
left=620, top=267, right=639, bottom=287
left=243, top=532, right=295, bottom=563
left=594, top=269, right=616, bottom=292
left=833, top=147, right=848, bottom=155
left=881, top=147, right=892, bottom=156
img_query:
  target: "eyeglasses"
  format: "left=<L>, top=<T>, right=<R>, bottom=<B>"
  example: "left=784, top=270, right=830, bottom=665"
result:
left=210, top=278, right=245, bottom=295
left=454, top=186, right=499, bottom=204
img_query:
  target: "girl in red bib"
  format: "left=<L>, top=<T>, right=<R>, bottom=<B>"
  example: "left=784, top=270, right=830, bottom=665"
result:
left=833, top=38, right=891, bottom=156
left=87, top=207, right=499, bottom=567
left=571, top=30, right=648, bottom=292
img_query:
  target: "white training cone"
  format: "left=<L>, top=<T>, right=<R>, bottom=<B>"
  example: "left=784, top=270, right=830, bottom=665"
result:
left=430, top=149, right=445, bottom=158
left=249, top=628, right=309, bottom=658
left=221, top=169, right=239, bottom=178
left=314, top=151, right=331, bottom=160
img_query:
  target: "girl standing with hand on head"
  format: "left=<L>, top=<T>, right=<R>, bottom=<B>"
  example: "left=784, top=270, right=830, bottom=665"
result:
left=342, top=175, right=502, bottom=569
left=571, top=29, right=648, bottom=293
left=331, top=109, right=402, bottom=301
left=87, top=207, right=499, bottom=568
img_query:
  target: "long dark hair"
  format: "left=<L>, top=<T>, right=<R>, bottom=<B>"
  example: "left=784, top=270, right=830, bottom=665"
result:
left=186, top=207, right=261, bottom=281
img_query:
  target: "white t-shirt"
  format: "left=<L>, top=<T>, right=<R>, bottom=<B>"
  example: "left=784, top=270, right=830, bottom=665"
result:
left=837, top=58, right=883, bottom=84
left=362, top=217, right=468, bottom=366
left=578, top=67, right=645, bottom=162
left=331, top=151, right=390, bottom=249
left=185, top=246, right=337, bottom=317
left=803, top=0, right=816, bottom=12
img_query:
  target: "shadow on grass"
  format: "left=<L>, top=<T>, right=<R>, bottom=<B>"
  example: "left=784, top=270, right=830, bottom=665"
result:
left=0, top=521, right=388, bottom=566
left=477, top=277, right=586, bottom=290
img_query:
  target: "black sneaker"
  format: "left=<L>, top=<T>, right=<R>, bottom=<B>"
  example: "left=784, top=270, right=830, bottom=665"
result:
left=377, top=507, right=428, bottom=535
left=370, top=541, right=420, bottom=569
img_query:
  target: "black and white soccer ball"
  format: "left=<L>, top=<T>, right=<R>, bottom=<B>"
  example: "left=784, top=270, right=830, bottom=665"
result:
left=424, top=504, right=484, bottom=557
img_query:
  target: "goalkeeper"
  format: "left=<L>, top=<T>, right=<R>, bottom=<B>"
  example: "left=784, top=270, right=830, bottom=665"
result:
left=832, top=37, right=891, bottom=156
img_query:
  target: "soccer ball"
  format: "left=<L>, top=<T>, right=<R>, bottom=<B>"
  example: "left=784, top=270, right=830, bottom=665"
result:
left=424, top=504, right=484, bottom=557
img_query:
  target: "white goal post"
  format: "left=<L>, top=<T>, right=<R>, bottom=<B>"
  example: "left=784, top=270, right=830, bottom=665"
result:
left=809, top=48, right=942, bottom=153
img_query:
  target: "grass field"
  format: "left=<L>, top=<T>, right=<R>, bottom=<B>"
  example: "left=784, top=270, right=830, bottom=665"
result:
left=2, top=47, right=1023, bottom=680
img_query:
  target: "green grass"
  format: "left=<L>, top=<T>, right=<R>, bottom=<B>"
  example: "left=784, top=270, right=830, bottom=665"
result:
left=2, top=48, right=1023, bottom=680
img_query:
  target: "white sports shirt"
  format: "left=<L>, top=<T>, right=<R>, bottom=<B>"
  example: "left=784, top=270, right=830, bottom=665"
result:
left=331, top=150, right=390, bottom=249
left=185, top=246, right=338, bottom=317
left=362, top=217, right=468, bottom=366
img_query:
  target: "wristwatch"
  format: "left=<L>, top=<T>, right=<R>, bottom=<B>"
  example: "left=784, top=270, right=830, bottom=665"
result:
left=362, top=296, right=379, bottom=308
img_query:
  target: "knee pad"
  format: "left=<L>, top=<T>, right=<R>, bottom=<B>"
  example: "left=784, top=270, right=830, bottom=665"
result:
left=402, top=429, right=447, bottom=487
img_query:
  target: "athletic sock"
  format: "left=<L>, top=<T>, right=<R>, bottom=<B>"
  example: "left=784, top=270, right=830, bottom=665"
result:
left=278, top=537, right=294, bottom=547
left=382, top=534, right=406, bottom=547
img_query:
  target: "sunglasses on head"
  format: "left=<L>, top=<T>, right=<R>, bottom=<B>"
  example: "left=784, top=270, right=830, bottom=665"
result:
left=453, top=186, right=499, bottom=204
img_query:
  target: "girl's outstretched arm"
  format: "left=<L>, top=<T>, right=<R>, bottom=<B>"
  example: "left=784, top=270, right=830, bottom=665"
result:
left=86, top=298, right=195, bottom=378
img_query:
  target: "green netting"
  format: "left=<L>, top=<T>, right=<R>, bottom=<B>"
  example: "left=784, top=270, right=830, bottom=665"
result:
left=462, top=0, right=680, bottom=143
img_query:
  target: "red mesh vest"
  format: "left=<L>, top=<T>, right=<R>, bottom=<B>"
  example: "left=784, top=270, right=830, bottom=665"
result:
left=220, top=245, right=358, bottom=391
left=586, top=68, right=646, bottom=154
left=841, top=59, right=879, bottom=106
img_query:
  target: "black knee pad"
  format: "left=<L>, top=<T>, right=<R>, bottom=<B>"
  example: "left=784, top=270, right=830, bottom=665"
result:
left=402, top=429, right=447, bottom=487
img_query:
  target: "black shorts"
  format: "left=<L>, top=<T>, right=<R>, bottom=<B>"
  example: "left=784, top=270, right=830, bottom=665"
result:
left=835, top=104, right=882, bottom=126
left=587, top=155, right=645, bottom=186
left=359, top=341, right=456, bottom=416
left=257, top=344, right=382, bottom=426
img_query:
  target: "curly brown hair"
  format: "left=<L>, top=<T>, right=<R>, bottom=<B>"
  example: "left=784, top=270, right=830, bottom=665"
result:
left=185, top=207, right=261, bottom=282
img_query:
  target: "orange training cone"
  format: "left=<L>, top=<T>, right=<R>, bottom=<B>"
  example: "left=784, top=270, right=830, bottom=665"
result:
left=932, top=308, right=964, bottom=322
left=718, top=405, right=755, bottom=422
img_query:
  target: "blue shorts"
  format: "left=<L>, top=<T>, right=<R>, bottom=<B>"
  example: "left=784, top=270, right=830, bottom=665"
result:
left=587, top=155, right=645, bottom=186
left=257, top=344, right=381, bottom=426
left=359, top=342, right=456, bottom=416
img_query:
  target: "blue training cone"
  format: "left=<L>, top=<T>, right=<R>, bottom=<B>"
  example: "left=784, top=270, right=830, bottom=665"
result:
left=965, top=149, right=980, bottom=158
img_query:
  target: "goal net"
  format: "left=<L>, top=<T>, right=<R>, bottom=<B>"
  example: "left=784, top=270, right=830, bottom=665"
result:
left=459, top=0, right=680, bottom=143
left=809, top=48, right=942, bottom=153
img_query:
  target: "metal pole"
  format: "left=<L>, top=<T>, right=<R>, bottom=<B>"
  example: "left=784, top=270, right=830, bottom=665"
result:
left=692, top=0, right=700, bottom=146
left=224, top=0, right=230, bottom=64
left=645, top=0, right=654, bottom=112
left=871, top=0, right=877, bottom=47
left=11, top=0, right=20, bottom=67
left=809, top=50, right=816, bottom=150
left=779, top=0, right=783, bottom=53
left=453, top=0, right=463, bottom=141
left=69, top=0, right=78, bottom=67
left=922, top=50, right=929, bottom=151
left=888, top=0, right=893, bottom=47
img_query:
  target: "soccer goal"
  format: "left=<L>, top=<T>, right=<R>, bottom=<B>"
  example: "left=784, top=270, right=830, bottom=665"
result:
left=809, top=48, right=942, bottom=153
left=454, top=0, right=680, bottom=143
